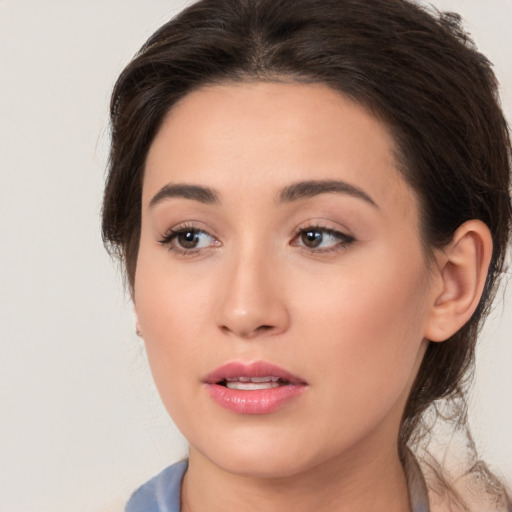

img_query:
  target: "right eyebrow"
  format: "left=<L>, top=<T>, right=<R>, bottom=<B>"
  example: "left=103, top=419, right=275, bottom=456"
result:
left=148, top=183, right=220, bottom=208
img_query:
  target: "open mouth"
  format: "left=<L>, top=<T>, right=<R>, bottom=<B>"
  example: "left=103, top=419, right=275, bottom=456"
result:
left=205, top=361, right=306, bottom=386
left=205, top=362, right=307, bottom=414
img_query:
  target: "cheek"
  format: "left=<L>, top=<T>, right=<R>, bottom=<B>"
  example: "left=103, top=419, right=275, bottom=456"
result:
left=135, top=236, right=216, bottom=336
left=296, top=248, right=430, bottom=415
left=133, top=249, right=215, bottom=408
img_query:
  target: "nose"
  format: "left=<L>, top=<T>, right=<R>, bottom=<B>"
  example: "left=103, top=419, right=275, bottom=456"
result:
left=215, top=250, right=290, bottom=339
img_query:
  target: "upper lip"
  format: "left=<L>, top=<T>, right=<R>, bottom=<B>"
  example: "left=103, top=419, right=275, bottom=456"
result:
left=203, top=361, right=307, bottom=385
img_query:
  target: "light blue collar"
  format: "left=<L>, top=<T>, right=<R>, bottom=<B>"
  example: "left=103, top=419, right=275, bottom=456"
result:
left=126, top=454, right=430, bottom=511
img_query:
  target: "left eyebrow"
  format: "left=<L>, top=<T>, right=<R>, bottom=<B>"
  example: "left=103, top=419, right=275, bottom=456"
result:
left=278, top=180, right=378, bottom=208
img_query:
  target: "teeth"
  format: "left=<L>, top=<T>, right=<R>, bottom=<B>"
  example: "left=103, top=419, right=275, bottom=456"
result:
left=251, top=376, right=279, bottom=383
left=225, top=376, right=280, bottom=383
left=225, top=381, right=282, bottom=390
left=221, top=376, right=287, bottom=389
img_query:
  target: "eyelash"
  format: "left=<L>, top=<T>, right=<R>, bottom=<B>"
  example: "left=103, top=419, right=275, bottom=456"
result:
left=158, top=223, right=219, bottom=256
left=291, top=224, right=356, bottom=253
left=158, top=223, right=356, bottom=256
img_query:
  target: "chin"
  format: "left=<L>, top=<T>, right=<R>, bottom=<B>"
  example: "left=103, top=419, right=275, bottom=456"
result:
left=190, top=425, right=324, bottom=479
left=213, top=451, right=310, bottom=480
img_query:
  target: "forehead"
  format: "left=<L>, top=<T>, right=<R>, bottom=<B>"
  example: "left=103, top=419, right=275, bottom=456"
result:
left=144, top=81, right=416, bottom=218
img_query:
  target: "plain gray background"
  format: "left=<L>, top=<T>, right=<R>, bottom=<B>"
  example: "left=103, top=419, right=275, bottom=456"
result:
left=0, top=1, right=510, bottom=511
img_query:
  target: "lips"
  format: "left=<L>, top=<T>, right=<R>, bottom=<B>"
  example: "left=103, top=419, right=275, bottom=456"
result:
left=203, top=361, right=307, bottom=414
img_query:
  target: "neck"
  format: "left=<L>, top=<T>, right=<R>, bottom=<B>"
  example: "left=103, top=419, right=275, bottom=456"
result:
left=181, top=443, right=411, bottom=512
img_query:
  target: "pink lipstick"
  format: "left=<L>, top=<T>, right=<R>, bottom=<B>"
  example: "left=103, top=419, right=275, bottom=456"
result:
left=203, top=361, right=307, bottom=414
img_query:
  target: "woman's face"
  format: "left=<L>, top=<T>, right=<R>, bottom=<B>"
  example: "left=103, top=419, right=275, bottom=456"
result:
left=135, top=82, right=436, bottom=477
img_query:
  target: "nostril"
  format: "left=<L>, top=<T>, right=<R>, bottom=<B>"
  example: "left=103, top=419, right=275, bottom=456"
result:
left=255, top=325, right=274, bottom=333
left=219, top=323, right=276, bottom=338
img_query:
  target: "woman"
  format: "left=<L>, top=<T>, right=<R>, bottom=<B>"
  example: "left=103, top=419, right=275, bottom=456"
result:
left=102, top=0, right=512, bottom=510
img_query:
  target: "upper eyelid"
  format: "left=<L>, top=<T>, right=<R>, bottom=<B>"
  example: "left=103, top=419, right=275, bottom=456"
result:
left=161, top=221, right=214, bottom=236
left=161, top=225, right=216, bottom=241
left=295, top=225, right=344, bottom=234
left=293, top=220, right=353, bottom=236
left=293, top=226, right=354, bottom=241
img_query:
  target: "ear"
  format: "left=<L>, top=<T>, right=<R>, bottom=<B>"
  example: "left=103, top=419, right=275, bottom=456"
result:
left=134, top=307, right=143, bottom=338
left=425, top=220, right=493, bottom=343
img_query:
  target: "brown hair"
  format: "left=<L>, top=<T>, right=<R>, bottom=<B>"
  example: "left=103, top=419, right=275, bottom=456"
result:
left=102, top=0, right=511, bottom=503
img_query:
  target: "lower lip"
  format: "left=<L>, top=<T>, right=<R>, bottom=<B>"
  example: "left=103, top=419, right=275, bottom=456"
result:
left=205, top=383, right=306, bottom=414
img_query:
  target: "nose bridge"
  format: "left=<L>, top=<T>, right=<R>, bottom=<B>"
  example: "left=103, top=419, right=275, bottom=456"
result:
left=216, top=241, right=289, bottom=338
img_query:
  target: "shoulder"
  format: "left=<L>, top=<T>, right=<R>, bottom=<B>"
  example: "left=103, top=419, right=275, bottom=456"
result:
left=125, top=460, right=188, bottom=512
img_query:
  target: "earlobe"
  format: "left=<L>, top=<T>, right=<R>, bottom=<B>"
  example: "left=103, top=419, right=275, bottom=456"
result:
left=135, top=309, right=143, bottom=338
left=425, top=220, right=493, bottom=343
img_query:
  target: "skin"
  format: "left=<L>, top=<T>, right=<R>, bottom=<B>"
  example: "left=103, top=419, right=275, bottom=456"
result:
left=134, top=82, right=491, bottom=512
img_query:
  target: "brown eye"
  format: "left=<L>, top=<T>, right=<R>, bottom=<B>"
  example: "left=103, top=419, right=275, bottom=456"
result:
left=301, top=230, right=323, bottom=248
left=293, top=227, right=355, bottom=252
left=159, top=227, right=219, bottom=253
left=176, top=229, right=202, bottom=249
